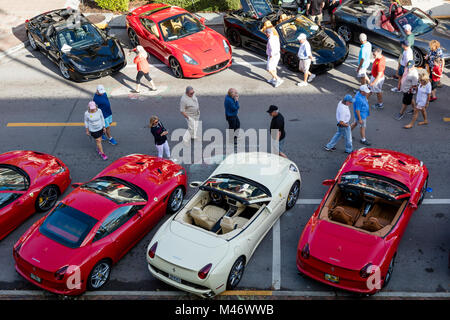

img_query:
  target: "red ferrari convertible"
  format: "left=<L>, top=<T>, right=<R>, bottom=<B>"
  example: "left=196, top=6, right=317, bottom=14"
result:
left=296, top=148, right=428, bottom=294
left=0, top=150, right=70, bottom=240
left=14, top=154, right=187, bottom=295
left=126, top=3, right=232, bottom=78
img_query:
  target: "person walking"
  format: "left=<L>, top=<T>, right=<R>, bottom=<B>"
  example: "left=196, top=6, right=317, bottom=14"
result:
left=425, top=40, right=443, bottom=77
left=84, top=101, right=108, bottom=160
left=130, top=45, right=156, bottom=93
left=394, top=60, right=418, bottom=120
left=326, top=0, right=340, bottom=25
left=149, top=116, right=171, bottom=158
left=267, top=105, right=287, bottom=158
left=403, top=24, right=415, bottom=47
left=93, top=84, right=117, bottom=145
left=324, top=94, right=354, bottom=153
left=356, top=33, right=372, bottom=85
left=367, top=48, right=386, bottom=110
left=392, top=41, right=413, bottom=92
left=265, top=28, right=283, bottom=87
left=224, top=88, right=241, bottom=144
left=306, top=0, right=325, bottom=25
left=351, top=85, right=371, bottom=146
left=430, top=57, right=443, bottom=102
left=180, top=86, right=201, bottom=142
left=404, top=72, right=431, bottom=128
left=297, top=33, right=315, bottom=86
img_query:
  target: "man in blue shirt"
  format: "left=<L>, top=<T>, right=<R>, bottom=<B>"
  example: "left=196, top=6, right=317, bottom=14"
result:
left=351, top=85, right=371, bottom=146
left=357, top=33, right=372, bottom=85
left=224, top=88, right=240, bottom=144
left=93, top=85, right=117, bottom=145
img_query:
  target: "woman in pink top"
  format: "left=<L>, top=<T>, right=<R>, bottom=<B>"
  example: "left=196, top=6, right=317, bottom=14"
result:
left=131, top=45, right=157, bottom=93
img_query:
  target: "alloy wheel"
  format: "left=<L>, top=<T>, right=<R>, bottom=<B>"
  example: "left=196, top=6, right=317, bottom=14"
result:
left=286, top=181, right=300, bottom=210
left=412, top=47, right=424, bottom=67
left=36, top=185, right=58, bottom=212
left=28, top=32, right=37, bottom=50
left=227, top=257, right=245, bottom=290
left=59, top=60, right=70, bottom=79
left=337, top=25, right=352, bottom=42
left=227, top=29, right=242, bottom=47
left=89, top=261, right=111, bottom=290
left=168, top=187, right=184, bottom=214
left=169, top=58, right=183, bottom=78
left=128, top=29, right=139, bottom=48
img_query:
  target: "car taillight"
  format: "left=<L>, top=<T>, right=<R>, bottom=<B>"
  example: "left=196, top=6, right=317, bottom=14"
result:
left=198, top=263, right=212, bottom=280
left=148, top=242, right=158, bottom=259
left=301, top=243, right=310, bottom=259
left=54, top=266, right=68, bottom=280
left=360, top=263, right=373, bottom=278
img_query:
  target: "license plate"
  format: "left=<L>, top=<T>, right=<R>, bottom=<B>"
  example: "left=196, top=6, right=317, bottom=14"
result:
left=325, top=273, right=339, bottom=283
left=30, top=273, right=41, bottom=283
left=168, top=274, right=181, bottom=283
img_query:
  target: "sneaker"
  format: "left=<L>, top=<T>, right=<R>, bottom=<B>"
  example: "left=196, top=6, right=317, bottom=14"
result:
left=360, top=139, right=371, bottom=146
left=274, top=79, right=284, bottom=88
left=297, top=81, right=308, bottom=87
left=108, top=137, right=117, bottom=145
left=102, top=134, right=107, bottom=141
left=377, top=103, right=384, bottom=109
left=324, top=146, right=336, bottom=151
left=100, top=153, right=108, bottom=160
left=406, top=109, right=414, bottom=115
left=394, top=113, right=404, bottom=120
left=430, top=97, right=437, bottom=102
left=344, top=150, right=353, bottom=154
left=391, top=87, right=400, bottom=92
left=307, top=74, right=316, bottom=83
left=267, top=78, right=275, bottom=84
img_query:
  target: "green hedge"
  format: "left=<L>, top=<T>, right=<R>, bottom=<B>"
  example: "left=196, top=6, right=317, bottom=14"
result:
left=95, top=0, right=130, bottom=12
left=147, top=0, right=241, bottom=12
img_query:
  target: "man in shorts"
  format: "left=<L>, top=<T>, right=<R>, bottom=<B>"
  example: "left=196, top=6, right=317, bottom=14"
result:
left=367, top=48, right=386, bottom=110
left=351, top=85, right=371, bottom=146
left=356, top=33, right=372, bottom=85
left=306, top=0, right=325, bottom=25
left=392, top=41, right=413, bottom=92
left=265, top=28, right=283, bottom=87
left=93, top=84, right=117, bottom=145
left=394, top=60, right=418, bottom=120
left=297, top=33, right=316, bottom=86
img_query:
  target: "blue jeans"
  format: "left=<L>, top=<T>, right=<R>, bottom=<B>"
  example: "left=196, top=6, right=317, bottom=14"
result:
left=326, top=125, right=352, bottom=153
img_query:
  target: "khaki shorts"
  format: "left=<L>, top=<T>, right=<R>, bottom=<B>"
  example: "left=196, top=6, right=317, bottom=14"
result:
left=310, top=14, right=323, bottom=25
left=299, top=58, right=311, bottom=73
left=369, top=75, right=385, bottom=93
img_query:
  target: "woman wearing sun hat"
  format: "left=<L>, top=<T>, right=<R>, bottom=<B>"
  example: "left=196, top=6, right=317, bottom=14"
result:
left=130, top=45, right=157, bottom=93
left=84, top=101, right=108, bottom=160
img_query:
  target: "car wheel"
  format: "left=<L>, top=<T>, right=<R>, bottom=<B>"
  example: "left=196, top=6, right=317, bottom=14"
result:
left=27, top=31, right=38, bottom=51
left=418, top=177, right=428, bottom=205
left=35, top=185, right=59, bottom=212
left=286, top=181, right=301, bottom=210
left=167, top=186, right=184, bottom=214
left=282, top=53, right=299, bottom=71
left=412, top=47, right=424, bottom=67
left=128, top=28, right=139, bottom=48
left=337, top=24, right=352, bottom=43
left=383, top=254, right=396, bottom=288
left=226, top=256, right=245, bottom=290
left=87, top=260, right=112, bottom=291
left=59, top=60, right=71, bottom=80
left=169, top=57, right=184, bottom=78
left=227, top=28, right=242, bottom=47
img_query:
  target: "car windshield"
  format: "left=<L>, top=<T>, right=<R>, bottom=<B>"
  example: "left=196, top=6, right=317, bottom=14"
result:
left=159, top=13, right=204, bottom=41
left=80, top=177, right=146, bottom=204
left=277, top=16, right=320, bottom=43
left=395, top=9, right=436, bottom=36
left=39, top=203, right=98, bottom=248
left=56, top=23, right=103, bottom=49
left=339, top=173, right=409, bottom=200
left=241, top=0, right=273, bottom=18
left=0, top=166, right=28, bottom=191
left=0, top=193, right=21, bottom=210
left=202, top=175, right=269, bottom=201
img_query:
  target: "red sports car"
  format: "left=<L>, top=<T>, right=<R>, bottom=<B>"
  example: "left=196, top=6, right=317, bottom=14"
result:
left=14, top=154, right=187, bottom=295
left=126, top=3, right=232, bottom=78
left=0, top=150, right=70, bottom=240
left=296, top=148, right=429, bottom=294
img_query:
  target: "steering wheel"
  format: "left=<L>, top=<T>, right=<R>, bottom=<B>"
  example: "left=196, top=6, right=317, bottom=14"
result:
left=344, top=188, right=361, bottom=204
left=210, top=191, right=224, bottom=205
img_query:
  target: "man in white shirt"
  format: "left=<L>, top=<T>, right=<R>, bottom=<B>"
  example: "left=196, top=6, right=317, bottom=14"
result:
left=394, top=60, right=418, bottom=120
left=392, top=40, right=414, bottom=92
left=180, top=86, right=201, bottom=142
left=265, top=28, right=283, bottom=87
left=324, top=94, right=354, bottom=153
left=297, top=33, right=316, bottom=87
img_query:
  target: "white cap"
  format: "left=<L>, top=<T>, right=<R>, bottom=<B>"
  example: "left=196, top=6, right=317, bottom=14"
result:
left=97, top=84, right=106, bottom=94
left=359, top=84, right=371, bottom=93
left=359, top=33, right=367, bottom=42
left=297, top=33, right=307, bottom=41
left=403, top=24, right=412, bottom=32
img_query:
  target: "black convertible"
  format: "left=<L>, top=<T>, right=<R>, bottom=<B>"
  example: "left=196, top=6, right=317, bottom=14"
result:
left=334, top=0, right=450, bottom=66
left=223, top=0, right=349, bottom=74
left=25, top=9, right=127, bottom=81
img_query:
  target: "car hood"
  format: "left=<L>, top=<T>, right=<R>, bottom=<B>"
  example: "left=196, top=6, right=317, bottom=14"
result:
left=155, top=220, right=229, bottom=271
left=308, top=220, right=386, bottom=271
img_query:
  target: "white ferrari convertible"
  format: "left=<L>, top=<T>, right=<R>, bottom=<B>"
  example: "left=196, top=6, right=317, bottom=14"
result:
left=146, top=152, right=301, bottom=298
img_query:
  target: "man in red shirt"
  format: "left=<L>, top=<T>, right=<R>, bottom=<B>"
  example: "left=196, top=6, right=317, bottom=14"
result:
left=368, top=48, right=386, bottom=109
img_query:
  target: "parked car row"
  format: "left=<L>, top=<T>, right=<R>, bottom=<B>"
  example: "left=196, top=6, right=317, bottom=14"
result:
left=1, top=148, right=428, bottom=297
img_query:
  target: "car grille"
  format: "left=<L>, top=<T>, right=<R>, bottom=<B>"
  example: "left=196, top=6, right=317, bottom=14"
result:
left=152, top=265, right=210, bottom=291
left=202, top=60, right=229, bottom=73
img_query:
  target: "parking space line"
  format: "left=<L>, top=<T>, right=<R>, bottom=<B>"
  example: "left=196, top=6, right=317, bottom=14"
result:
left=272, top=220, right=281, bottom=290
left=6, top=122, right=117, bottom=127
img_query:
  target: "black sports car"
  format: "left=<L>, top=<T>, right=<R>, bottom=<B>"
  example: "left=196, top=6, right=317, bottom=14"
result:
left=334, top=0, right=450, bottom=66
left=224, top=0, right=349, bottom=74
left=25, top=9, right=127, bottom=81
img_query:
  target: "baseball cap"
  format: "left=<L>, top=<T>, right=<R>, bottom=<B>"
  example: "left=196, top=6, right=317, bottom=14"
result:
left=266, top=105, right=279, bottom=113
left=403, top=24, right=412, bottom=32
left=406, top=60, right=415, bottom=68
left=359, top=85, right=371, bottom=93
left=343, top=94, right=355, bottom=103
left=401, top=40, right=409, bottom=46
left=88, top=101, right=97, bottom=110
left=297, top=33, right=307, bottom=41
left=97, top=85, right=106, bottom=94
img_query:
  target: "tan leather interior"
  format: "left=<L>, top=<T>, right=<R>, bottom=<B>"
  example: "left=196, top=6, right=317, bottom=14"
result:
left=361, top=217, right=387, bottom=232
left=190, top=205, right=226, bottom=231
left=330, top=206, right=360, bottom=225
left=220, top=216, right=249, bottom=234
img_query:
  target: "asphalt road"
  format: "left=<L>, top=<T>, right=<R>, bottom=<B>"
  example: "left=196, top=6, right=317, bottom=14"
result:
left=0, top=25, right=448, bottom=299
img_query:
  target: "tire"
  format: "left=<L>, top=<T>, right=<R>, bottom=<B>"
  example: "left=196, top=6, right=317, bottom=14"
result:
left=383, top=254, right=396, bottom=288
left=412, top=47, right=424, bottom=67
left=286, top=180, right=301, bottom=210
left=27, top=31, right=38, bottom=51
left=35, top=185, right=59, bottom=212
left=169, top=57, right=184, bottom=78
left=59, top=60, right=71, bottom=80
left=226, top=256, right=246, bottom=290
left=337, top=24, right=353, bottom=43
left=167, top=186, right=184, bottom=214
left=87, top=259, right=112, bottom=291
left=418, top=177, right=428, bottom=205
left=283, top=53, right=299, bottom=71
left=128, top=28, right=139, bottom=48
left=226, top=28, right=242, bottom=47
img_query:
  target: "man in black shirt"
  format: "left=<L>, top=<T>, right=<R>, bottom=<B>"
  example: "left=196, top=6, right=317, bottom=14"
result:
left=267, top=105, right=287, bottom=158
left=306, top=0, right=325, bottom=25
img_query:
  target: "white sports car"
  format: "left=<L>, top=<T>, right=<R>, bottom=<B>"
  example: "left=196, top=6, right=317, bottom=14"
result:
left=146, top=152, right=301, bottom=298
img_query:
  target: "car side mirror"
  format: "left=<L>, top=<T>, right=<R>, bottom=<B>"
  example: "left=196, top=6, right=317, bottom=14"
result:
left=137, top=209, right=144, bottom=218
left=189, top=181, right=202, bottom=188
left=71, top=183, right=82, bottom=188
left=408, top=202, right=418, bottom=210
left=322, top=179, right=335, bottom=186
left=15, top=198, right=25, bottom=206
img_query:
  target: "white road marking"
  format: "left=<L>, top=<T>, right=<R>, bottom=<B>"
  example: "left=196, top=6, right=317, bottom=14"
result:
left=295, top=199, right=450, bottom=205
left=124, top=60, right=267, bottom=69
left=272, top=220, right=281, bottom=291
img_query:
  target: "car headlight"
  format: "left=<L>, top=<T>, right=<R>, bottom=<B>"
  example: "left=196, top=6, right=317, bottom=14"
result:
left=69, top=59, right=87, bottom=71
left=183, top=53, right=198, bottom=65
left=289, top=164, right=298, bottom=172
left=52, top=167, right=66, bottom=176
left=223, top=39, right=230, bottom=54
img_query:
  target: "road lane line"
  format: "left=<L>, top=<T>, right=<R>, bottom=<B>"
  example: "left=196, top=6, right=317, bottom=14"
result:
left=6, top=122, right=117, bottom=127
left=272, top=220, right=281, bottom=291
left=444, top=117, right=450, bottom=122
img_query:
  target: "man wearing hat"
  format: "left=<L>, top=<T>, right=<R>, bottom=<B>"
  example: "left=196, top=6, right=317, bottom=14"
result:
left=297, top=33, right=316, bottom=87
left=93, top=84, right=117, bottom=145
left=392, top=40, right=414, bottom=92
left=267, top=105, right=287, bottom=158
left=403, top=24, right=415, bottom=47
left=395, top=60, right=418, bottom=120
left=265, top=27, right=283, bottom=87
left=351, top=85, right=371, bottom=146
left=324, top=94, right=354, bottom=153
